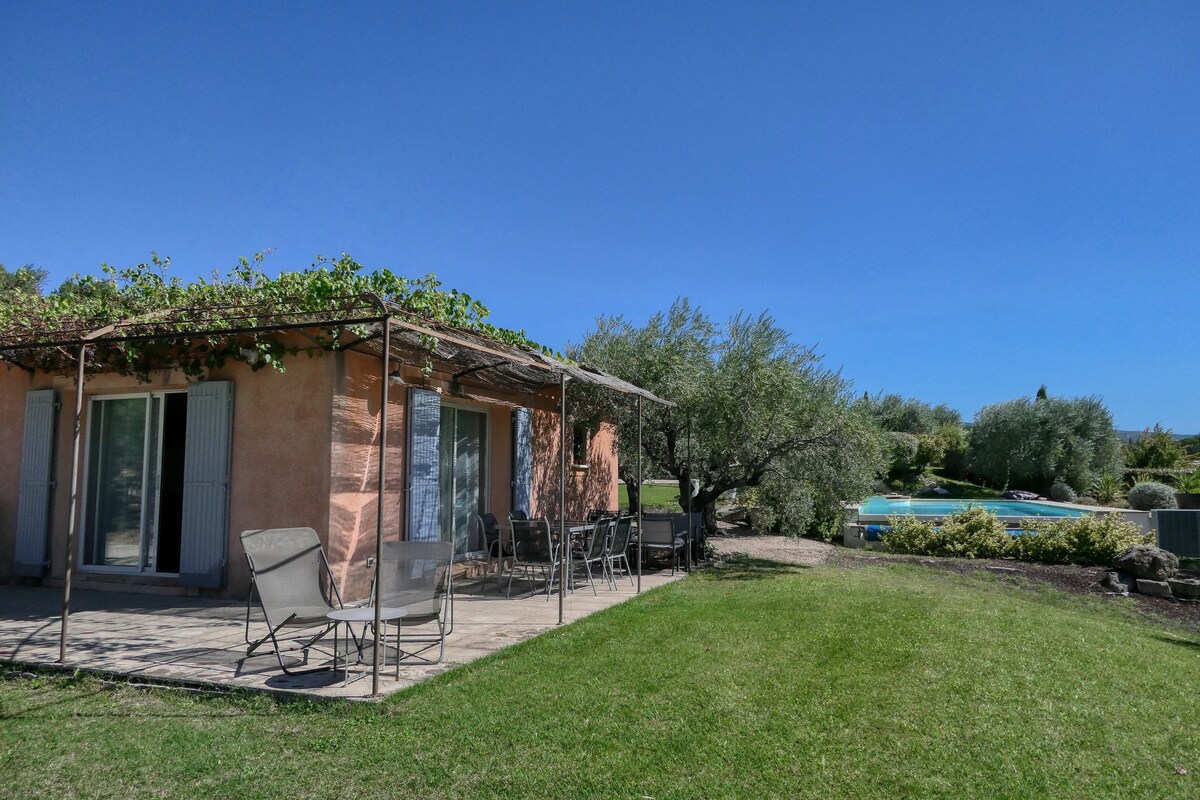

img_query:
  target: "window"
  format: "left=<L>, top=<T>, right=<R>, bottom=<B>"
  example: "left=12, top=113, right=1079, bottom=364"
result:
left=572, top=425, right=590, bottom=466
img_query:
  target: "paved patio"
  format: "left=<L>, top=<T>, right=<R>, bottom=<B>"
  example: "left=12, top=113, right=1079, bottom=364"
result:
left=0, top=567, right=684, bottom=700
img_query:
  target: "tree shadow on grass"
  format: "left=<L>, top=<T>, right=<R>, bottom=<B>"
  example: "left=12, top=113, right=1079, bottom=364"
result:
left=705, top=554, right=811, bottom=581
left=1150, top=633, right=1200, bottom=652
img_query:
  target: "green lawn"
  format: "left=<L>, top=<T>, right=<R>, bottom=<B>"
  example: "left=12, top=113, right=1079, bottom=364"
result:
left=3, top=560, right=1199, bottom=798
left=619, top=481, right=682, bottom=510
left=928, top=467, right=1002, bottom=498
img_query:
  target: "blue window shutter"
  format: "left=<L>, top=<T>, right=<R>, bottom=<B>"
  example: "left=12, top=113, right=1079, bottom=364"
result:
left=511, top=407, right=532, bottom=516
left=14, top=390, right=57, bottom=577
left=179, top=381, right=233, bottom=587
left=406, top=388, right=441, bottom=542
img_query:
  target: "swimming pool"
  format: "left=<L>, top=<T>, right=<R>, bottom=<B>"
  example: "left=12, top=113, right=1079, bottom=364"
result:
left=857, top=496, right=1088, bottom=521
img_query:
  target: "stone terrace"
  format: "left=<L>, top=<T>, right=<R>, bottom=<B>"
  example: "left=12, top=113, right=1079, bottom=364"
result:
left=0, top=568, right=683, bottom=700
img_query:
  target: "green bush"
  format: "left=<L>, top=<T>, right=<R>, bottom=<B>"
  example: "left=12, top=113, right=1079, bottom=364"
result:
left=880, top=508, right=1151, bottom=566
left=882, top=506, right=1008, bottom=559
left=1011, top=514, right=1152, bottom=565
left=1090, top=473, right=1125, bottom=506
left=1050, top=481, right=1077, bottom=503
left=935, top=506, right=1011, bottom=558
left=884, top=432, right=920, bottom=477
left=1127, top=481, right=1178, bottom=511
left=881, top=514, right=938, bottom=553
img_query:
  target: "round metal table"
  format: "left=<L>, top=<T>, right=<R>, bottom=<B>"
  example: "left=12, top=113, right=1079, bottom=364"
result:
left=327, top=606, right=407, bottom=685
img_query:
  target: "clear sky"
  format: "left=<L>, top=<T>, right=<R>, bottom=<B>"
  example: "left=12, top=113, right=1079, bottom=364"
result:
left=2, top=2, right=1197, bottom=432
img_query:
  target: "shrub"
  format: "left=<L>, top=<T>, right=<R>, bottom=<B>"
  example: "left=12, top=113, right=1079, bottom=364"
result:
left=935, top=506, right=1011, bottom=559
left=1050, top=481, right=1077, bottom=503
left=881, top=514, right=937, bottom=553
left=1011, top=514, right=1152, bottom=565
left=881, top=506, right=1009, bottom=559
left=1127, top=481, right=1178, bottom=511
left=1090, top=473, right=1125, bottom=506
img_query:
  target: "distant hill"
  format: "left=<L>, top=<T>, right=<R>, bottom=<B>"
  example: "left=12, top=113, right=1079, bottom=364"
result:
left=1116, top=429, right=1196, bottom=444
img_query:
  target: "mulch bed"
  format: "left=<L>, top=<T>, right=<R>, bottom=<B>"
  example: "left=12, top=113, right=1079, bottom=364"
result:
left=830, top=549, right=1200, bottom=632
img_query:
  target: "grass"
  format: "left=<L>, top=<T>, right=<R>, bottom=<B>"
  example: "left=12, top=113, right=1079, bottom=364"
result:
left=3, top=560, right=1200, bottom=798
left=619, top=481, right=681, bottom=510
left=927, top=467, right=1001, bottom=499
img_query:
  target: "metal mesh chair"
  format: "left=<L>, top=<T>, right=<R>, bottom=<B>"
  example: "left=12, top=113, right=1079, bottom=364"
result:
left=574, top=517, right=613, bottom=595
left=639, top=514, right=686, bottom=575
left=372, top=539, right=454, bottom=665
left=241, top=527, right=344, bottom=674
left=604, top=515, right=635, bottom=588
left=472, top=512, right=509, bottom=591
left=507, top=518, right=559, bottom=598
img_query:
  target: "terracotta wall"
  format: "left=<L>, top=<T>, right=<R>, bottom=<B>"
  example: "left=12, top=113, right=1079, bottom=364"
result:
left=2, top=348, right=622, bottom=598
left=0, top=349, right=335, bottom=599
left=326, top=350, right=407, bottom=602
left=530, top=409, right=619, bottom=521
left=214, top=355, right=334, bottom=598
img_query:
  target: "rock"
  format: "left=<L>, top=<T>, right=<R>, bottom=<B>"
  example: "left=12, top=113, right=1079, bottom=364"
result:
left=1136, top=579, right=1174, bottom=598
left=1001, top=489, right=1040, bottom=500
left=1102, top=571, right=1135, bottom=594
left=932, top=487, right=950, bottom=495
left=1167, top=578, right=1200, bottom=600
left=1114, top=545, right=1180, bottom=581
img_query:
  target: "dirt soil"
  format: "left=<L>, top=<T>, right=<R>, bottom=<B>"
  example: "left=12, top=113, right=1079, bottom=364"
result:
left=707, top=524, right=1200, bottom=632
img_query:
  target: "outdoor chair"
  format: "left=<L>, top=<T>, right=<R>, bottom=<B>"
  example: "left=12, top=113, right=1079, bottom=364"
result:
left=472, top=512, right=510, bottom=591
left=371, top=540, right=454, bottom=666
left=508, top=508, right=529, bottom=521
left=241, top=527, right=345, bottom=675
left=603, top=515, right=635, bottom=588
left=574, top=517, right=613, bottom=595
left=639, top=514, right=686, bottom=575
left=507, top=517, right=560, bottom=598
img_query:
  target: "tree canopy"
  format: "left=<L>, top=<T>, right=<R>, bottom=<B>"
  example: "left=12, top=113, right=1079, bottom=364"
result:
left=569, top=299, right=883, bottom=534
left=966, top=394, right=1122, bottom=493
left=1124, top=424, right=1187, bottom=470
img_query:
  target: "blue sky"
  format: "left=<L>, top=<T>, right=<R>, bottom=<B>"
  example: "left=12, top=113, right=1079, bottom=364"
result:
left=2, top=2, right=1197, bottom=432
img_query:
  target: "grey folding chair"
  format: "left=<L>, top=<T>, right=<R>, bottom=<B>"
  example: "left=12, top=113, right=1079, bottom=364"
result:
left=372, top=540, right=454, bottom=666
left=241, top=527, right=345, bottom=674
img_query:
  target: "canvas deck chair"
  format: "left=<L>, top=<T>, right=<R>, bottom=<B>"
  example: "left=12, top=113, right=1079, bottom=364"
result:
left=372, top=540, right=454, bottom=665
left=242, top=527, right=345, bottom=674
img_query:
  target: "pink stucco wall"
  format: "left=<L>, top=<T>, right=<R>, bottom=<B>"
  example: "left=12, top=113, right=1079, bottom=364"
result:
left=1, top=345, right=621, bottom=599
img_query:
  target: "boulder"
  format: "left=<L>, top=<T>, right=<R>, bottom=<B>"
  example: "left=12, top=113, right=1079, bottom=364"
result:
left=1167, top=578, right=1200, bottom=600
left=1113, top=545, right=1179, bottom=581
left=1102, top=571, right=1136, bottom=595
left=1136, top=579, right=1174, bottom=598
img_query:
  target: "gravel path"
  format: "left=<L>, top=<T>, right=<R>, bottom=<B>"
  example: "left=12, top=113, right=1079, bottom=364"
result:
left=708, top=529, right=834, bottom=566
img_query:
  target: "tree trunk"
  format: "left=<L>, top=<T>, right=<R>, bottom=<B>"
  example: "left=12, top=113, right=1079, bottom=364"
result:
left=624, top=477, right=641, bottom=514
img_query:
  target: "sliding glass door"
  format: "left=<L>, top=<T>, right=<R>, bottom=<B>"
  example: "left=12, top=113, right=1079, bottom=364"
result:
left=437, top=405, right=488, bottom=556
left=82, top=393, right=187, bottom=573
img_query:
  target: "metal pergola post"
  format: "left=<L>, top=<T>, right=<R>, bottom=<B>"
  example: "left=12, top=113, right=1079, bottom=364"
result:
left=636, top=395, right=642, bottom=594
left=58, top=343, right=87, bottom=663
left=370, top=314, right=391, bottom=697
left=686, top=414, right=693, bottom=573
left=558, top=373, right=568, bottom=625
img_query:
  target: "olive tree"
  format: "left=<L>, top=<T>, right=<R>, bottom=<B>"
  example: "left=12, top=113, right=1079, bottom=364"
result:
left=569, top=299, right=884, bottom=534
left=966, top=395, right=1122, bottom=493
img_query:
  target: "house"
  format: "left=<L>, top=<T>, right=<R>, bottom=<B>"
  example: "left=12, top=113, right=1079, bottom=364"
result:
left=0, top=299, right=663, bottom=601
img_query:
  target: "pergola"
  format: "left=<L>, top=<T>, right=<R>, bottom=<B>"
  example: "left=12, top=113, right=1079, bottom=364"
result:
left=0, top=294, right=672, bottom=696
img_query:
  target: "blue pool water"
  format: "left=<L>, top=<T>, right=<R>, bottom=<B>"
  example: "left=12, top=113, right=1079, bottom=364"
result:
left=858, top=496, right=1087, bottom=519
